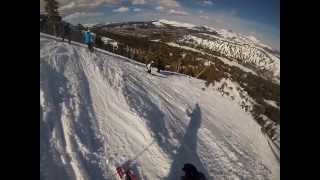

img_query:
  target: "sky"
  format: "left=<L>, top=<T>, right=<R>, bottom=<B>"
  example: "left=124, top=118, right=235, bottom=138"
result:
left=48, top=0, right=280, bottom=50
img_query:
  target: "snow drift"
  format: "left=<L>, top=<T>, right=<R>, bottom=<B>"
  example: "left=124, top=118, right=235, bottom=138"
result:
left=40, top=34, right=279, bottom=180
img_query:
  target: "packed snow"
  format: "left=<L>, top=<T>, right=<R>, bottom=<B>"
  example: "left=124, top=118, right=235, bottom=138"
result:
left=40, top=34, right=279, bottom=180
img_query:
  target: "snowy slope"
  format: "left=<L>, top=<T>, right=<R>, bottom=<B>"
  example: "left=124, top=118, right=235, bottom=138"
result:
left=40, top=34, right=279, bottom=180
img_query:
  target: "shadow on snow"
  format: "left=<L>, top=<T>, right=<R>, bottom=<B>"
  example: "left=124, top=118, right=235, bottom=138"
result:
left=166, top=103, right=209, bottom=180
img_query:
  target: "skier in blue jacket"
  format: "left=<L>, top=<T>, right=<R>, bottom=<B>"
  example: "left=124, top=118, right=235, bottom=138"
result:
left=83, top=28, right=95, bottom=52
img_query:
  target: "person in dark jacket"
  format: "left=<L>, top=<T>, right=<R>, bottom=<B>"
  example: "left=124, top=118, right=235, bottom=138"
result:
left=146, top=60, right=154, bottom=74
left=181, top=163, right=206, bottom=180
left=62, top=23, right=72, bottom=44
left=156, top=59, right=163, bottom=73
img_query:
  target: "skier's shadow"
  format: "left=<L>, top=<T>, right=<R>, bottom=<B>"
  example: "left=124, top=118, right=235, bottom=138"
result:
left=166, top=103, right=209, bottom=180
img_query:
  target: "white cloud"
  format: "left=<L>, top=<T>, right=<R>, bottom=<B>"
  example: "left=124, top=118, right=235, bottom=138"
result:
left=132, top=0, right=146, bottom=5
left=200, top=15, right=209, bottom=20
left=199, top=10, right=204, bottom=14
left=59, top=2, right=76, bottom=11
left=169, top=9, right=188, bottom=16
left=45, top=0, right=120, bottom=10
left=133, top=8, right=142, bottom=12
left=79, top=0, right=120, bottom=7
left=113, top=6, right=129, bottom=13
left=63, top=12, right=104, bottom=21
left=155, top=6, right=164, bottom=11
left=45, top=0, right=180, bottom=10
left=159, top=0, right=180, bottom=8
left=203, top=0, right=213, bottom=6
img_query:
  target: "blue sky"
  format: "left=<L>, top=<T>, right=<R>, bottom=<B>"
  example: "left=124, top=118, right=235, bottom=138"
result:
left=59, top=0, right=280, bottom=50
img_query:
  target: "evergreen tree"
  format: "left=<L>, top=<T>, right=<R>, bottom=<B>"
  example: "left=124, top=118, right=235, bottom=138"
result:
left=44, top=0, right=61, bottom=35
left=144, top=48, right=154, bottom=64
left=95, top=34, right=104, bottom=49
left=155, top=45, right=165, bottom=72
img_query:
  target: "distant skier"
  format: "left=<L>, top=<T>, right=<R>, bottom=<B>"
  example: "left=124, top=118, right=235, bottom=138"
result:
left=62, top=23, right=72, bottom=44
left=181, top=163, right=206, bottom=180
left=146, top=60, right=154, bottom=74
left=83, top=28, right=95, bottom=52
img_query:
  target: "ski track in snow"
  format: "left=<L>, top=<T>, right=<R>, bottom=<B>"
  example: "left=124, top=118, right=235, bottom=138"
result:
left=40, top=34, right=279, bottom=180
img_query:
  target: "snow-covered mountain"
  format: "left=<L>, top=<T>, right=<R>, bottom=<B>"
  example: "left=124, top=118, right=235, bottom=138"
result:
left=153, top=19, right=276, bottom=51
left=178, top=34, right=280, bottom=81
left=151, top=19, right=280, bottom=83
left=40, top=34, right=279, bottom=180
left=153, top=19, right=197, bottom=29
